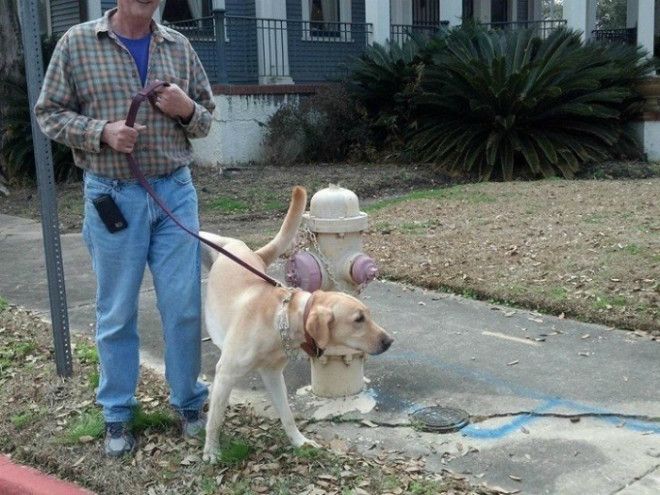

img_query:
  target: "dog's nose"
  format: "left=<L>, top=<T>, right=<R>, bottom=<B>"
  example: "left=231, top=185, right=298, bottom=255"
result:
left=380, top=334, right=394, bottom=353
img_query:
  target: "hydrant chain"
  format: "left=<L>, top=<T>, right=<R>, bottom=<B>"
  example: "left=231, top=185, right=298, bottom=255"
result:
left=303, top=226, right=349, bottom=293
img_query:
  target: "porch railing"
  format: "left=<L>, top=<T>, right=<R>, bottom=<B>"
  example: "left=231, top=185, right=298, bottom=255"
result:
left=166, top=14, right=372, bottom=84
left=390, top=21, right=449, bottom=44
left=165, top=16, right=222, bottom=82
left=390, top=19, right=566, bottom=45
left=591, top=27, right=637, bottom=45
left=480, top=19, right=567, bottom=39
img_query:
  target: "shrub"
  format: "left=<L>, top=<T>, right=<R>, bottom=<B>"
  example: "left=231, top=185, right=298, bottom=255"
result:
left=347, top=38, right=426, bottom=148
left=409, top=27, right=654, bottom=180
left=0, top=35, right=78, bottom=183
left=262, top=84, right=374, bottom=164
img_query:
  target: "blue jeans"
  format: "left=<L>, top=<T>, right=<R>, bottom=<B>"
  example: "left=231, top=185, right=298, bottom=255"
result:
left=82, top=166, right=208, bottom=423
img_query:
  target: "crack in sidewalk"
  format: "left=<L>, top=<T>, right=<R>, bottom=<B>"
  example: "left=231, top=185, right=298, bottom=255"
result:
left=609, top=464, right=659, bottom=495
left=309, top=410, right=659, bottom=431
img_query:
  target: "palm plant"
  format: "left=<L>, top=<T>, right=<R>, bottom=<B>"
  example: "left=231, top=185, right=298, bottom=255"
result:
left=410, top=27, right=654, bottom=180
left=348, top=38, right=427, bottom=146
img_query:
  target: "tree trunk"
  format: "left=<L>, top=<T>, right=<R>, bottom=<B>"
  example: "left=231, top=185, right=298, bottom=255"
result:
left=0, top=0, right=24, bottom=185
left=0, top=0, right=23, bottom=83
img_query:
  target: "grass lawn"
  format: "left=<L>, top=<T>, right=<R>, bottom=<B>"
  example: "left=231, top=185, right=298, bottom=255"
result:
left=0, top=163, right=657, bottom=335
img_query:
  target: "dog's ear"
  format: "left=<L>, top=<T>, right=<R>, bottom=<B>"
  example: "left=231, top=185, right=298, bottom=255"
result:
left=305, top=307, right=333, bottom=349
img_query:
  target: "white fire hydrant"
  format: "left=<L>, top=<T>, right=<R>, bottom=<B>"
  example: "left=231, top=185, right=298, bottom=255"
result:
left=286, top=185, right=378, bottom=397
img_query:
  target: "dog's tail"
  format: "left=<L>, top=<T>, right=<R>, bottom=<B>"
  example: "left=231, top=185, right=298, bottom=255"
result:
left=199, top=231, right=235, bottom=272
left=255, top=186, right=307, bottom=267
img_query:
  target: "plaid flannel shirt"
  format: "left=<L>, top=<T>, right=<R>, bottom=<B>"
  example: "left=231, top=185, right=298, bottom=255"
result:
left=35, top=8, right=215, bottom=179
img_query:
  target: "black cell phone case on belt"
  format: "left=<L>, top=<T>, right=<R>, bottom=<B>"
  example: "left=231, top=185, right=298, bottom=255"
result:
left=92, top=194, right=128, bottom=233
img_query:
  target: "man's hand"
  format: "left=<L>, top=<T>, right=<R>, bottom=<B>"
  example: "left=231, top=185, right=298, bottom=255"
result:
left=154, top=84, right=195, bottom=123
left=101, top=120, right=146, bottom=153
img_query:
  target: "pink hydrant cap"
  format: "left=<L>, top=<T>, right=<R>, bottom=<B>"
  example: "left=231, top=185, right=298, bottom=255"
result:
left=351, top=254, right=379, bottom=285
left=286, top=251, right=323, bottom=292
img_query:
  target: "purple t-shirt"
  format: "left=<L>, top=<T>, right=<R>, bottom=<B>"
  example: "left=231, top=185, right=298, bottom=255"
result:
left=115, top=32, right=151, bottom=87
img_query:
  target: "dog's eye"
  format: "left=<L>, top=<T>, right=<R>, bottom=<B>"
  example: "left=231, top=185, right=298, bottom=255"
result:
left=355, top=314, right=365, bottom=323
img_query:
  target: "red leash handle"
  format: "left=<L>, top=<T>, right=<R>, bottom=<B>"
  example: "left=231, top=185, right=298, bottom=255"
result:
left=124, top=81, right=282, bottom=288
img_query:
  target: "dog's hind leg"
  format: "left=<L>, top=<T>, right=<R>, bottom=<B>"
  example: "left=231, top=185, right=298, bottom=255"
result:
left=258, top=367, right=319, bottom=449
left=203, top=360, right=241, bottom=464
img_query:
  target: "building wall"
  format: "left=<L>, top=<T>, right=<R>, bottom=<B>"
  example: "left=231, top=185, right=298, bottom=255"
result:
left=225, top=0, right=259, bottom=84
left=517, top=0, right=529, bottom=21
left=191, top=92, right=301, bottom=165
left=100, top=0, right=114, bottom=13
left=50, top=0, right=83, bottom=34
left=285, top=0, right=368, bottom=82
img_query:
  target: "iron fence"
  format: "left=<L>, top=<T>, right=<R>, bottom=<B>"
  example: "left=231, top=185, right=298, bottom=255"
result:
left=390, top=21, right=449, bottom=44
left=167, top=14, right=372, bottom=83
left=481, top=19, right=567, bottom=39
left=226, top=16, right=372, bottom=82
left=166, top=16, right=221, bottom=82
left=591, top=27, right=637, bottom=45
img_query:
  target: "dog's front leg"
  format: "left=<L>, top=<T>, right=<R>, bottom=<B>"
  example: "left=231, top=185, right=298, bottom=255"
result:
left=203, top=361, right=239, bottom=464
left=259, top=368, right=319, bottom=449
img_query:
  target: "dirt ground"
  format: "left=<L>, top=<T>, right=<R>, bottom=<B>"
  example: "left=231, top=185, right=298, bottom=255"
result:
left=363, top=179, right=659, bottom=335
left=0, top=305, right=501, bottom=495
left=0, top=163, right=657, bottom=335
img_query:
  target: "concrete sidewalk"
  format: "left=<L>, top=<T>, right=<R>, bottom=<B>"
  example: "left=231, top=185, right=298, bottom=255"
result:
left=1, top=213, right=658, bottom=495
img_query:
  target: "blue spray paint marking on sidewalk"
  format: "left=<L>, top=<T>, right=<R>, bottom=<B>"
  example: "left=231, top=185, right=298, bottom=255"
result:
left=461, top=399, right=561, bottom=439
left=376, top=351, right=660, bottom=438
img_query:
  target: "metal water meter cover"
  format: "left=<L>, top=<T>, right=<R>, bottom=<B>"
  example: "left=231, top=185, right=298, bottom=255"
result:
left=310, top=345, right=366, bottom=397
left=305, top=184, right=369, bottom=233
left=410, top=406, right=470, bottom=433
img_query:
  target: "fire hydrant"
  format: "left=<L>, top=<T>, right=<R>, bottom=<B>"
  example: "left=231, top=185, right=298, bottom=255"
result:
left=286, top=184, right=378, bottom=294
left=286, top=185, right=379, bottom=397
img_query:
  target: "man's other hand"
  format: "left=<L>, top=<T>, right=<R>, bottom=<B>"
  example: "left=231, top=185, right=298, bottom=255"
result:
left=101, top=120, right=146, bottom=153
left=154, top=84, right=195, bottom=123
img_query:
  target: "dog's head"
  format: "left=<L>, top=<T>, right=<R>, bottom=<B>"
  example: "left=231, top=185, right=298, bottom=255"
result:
left=305, top=291, right=393, bottom=355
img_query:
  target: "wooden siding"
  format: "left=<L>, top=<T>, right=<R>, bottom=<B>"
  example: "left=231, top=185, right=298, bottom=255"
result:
left=50, top=0, right=82, bottom=34
left=517, top=0, right=529, bottom=22
left=101, top=0, right=115, bottom=13
left=285, top=0, right=367, bottom=83
left=225, top=0, right=258, bottom=84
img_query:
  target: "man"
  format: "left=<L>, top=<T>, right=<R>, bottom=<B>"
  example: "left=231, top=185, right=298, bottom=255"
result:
left=35, top=0, right=214, bottom=457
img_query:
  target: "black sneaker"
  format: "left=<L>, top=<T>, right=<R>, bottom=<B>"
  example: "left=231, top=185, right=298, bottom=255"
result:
left=181, top=409, right=206, bottom=438
left=104, top=422, right=136, bottom=457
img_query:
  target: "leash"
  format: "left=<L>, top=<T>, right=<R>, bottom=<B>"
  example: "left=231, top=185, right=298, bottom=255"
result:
left=124, top=81, right=282, bottom=288
left=124, top=82, right=322, bottom=358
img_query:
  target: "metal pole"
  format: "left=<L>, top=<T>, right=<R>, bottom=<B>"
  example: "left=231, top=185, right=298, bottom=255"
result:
left=18, top=0, right=73, bottom=377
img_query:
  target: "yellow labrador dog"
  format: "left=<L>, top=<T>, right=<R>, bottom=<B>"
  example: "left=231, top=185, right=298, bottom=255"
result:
left=199, top=186, right=393, bottom=463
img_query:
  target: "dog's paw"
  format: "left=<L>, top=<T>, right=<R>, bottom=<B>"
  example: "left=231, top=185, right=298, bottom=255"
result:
left=293, top=436, right=320, bottom=449
left=202, top=447, right=220, bottom=464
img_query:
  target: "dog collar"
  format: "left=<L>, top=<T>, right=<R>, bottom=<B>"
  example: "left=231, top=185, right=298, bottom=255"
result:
left=277, top=291, right=300, bottom=359
left=276, top=291, right=323, bottom=359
